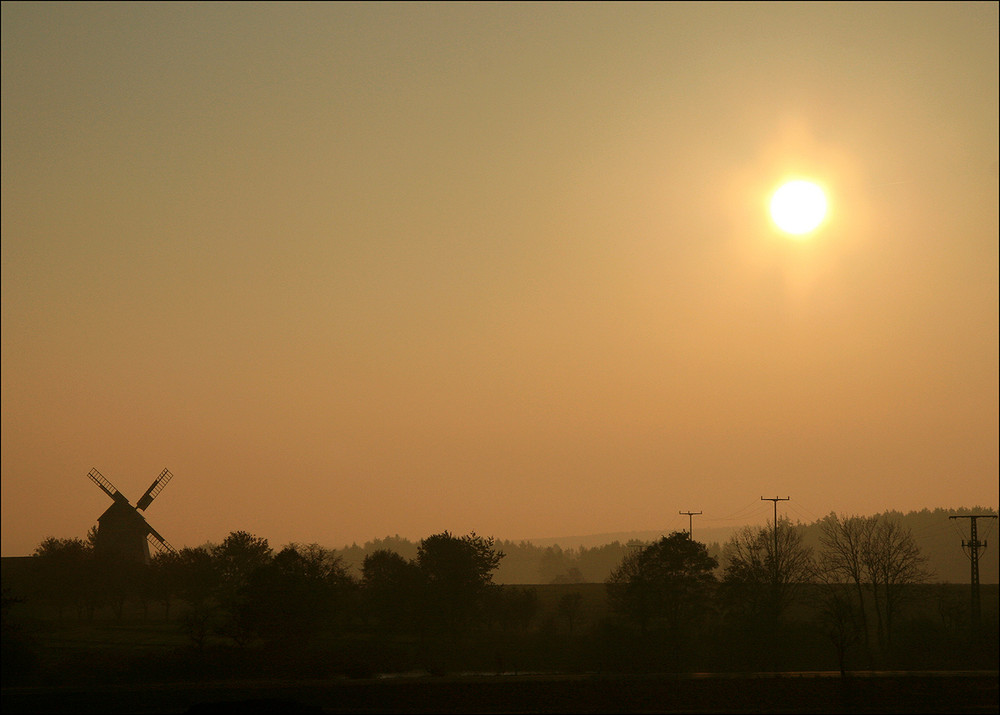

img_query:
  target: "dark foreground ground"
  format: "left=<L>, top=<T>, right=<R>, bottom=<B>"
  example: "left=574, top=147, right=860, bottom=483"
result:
left=3, top=671, right=998, bottom=714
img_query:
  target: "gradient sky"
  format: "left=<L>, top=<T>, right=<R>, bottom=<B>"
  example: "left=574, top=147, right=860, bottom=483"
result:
left=2, top=2, right=997, bottom=557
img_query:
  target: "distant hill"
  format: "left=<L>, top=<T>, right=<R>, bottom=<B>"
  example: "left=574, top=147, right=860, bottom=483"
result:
left=520, top=526, right=743, bottom=551
left=335, top=508, right=999, bottom=585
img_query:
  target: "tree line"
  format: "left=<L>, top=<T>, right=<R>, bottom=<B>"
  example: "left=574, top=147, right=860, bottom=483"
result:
left=338, top=534, right=634, bottom=585
left=609, top=515, right=934, bottom=674
left=4, top=510, right=996, bottom=683
left=21, top=530, right=510, bottom=649
left=335, top=507, right=997, bottom=585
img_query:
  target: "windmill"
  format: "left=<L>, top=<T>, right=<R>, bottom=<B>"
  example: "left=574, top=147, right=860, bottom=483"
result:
left=87, top=467, right=177, bottom=564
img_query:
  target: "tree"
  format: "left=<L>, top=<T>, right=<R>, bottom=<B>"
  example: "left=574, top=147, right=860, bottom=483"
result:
left=32, top=537, right=94, bottom=619
left=552, top=567, right=585, bottom=584
left=416, top=531, right=504, bottom=635
left=361, top=549, right=422, bottom=634
left=819, top=512, right=930, bottom=657
left=146, top=550, right=184, bottom=620
left=169, top=546, right=220, bottom=649
left=720, top=518, right=815, bottom=626
left=2, top=580, right=37, bottom=682
left=212, top=531, right=273, bottom=594
left=578, top=542, right=632, bottom=582
left=538, top=546, right=572, bottom=584
left=209, top=532, right=274, bottom=645
left=557, top=591, right=583, bottom=633
left=175, top=546, right=218, bottom=605
left=813, top=578, right=865, bottom=677
left=869, top=516, right=931, bottom=645
left=235, top=543, right=356, bottom=643
left=606, top=532, right=718, bottom=636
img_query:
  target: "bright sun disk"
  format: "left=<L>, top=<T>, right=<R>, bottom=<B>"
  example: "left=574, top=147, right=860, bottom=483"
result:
left=770, top=180, right=827, bottom=236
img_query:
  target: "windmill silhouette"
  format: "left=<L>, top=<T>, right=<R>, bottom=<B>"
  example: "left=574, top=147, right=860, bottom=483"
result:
left=87, top=467, right=177, bottom=564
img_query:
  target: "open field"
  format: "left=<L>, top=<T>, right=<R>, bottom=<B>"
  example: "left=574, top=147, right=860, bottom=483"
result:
left=4, top=567, right=997, bottom=713
left=7, top=577, right=996, bottom=643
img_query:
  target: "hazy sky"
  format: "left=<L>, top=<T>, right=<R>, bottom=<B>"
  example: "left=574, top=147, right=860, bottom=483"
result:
left=2, top=2, right=997, bottom=557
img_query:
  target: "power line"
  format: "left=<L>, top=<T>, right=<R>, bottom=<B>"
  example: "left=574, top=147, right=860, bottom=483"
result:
left=710, top=499, right=772, bottom=524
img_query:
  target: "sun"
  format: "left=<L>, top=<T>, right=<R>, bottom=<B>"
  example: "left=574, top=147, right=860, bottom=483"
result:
left=769, top=180, right=827, bottom=236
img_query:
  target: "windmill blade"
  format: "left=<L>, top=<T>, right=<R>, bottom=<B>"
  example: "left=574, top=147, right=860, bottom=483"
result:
left=145, top=524, right=177, bottom=556
left=87, top=468, right=130, bottom=505
left=136, top=468, right=173, bottom=511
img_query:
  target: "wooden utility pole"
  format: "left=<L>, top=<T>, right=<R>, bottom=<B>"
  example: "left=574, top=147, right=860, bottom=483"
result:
left=679, top=510, right=702, bottom=539
left=761, top=496, right=790, bottom=575
left=949, top=514, right=997, bottom=633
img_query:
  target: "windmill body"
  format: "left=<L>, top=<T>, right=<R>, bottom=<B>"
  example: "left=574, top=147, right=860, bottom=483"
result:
left=88, top=468, right=176, bottom=565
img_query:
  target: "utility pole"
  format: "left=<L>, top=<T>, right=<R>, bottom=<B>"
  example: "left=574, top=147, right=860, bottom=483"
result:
left=679, top=510, right=702, bottom=539
left=760, top=496, right=789, bottom=671
left=761, top=496, right=790, bottom=578
left=949, top=514, right=997, bottom=633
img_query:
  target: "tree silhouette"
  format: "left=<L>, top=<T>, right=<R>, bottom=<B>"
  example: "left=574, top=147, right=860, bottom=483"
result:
left=32, top=537, right=93, bottom=619
left=361, top=549, right=422, bottom=634
left=417, top=531, right=504, bottom=636
left=819, top=512, right=930, bottom=659
left=212, top=531, right=273, bottom=594
left=146, top=550, right=183, bottom=620
left=721, top=518, right=815, bottom=624
left=606, top=532, right=718, bottom=637
left=171, top=546, right=220, bottom=649
left=813, top=579, right=865, bottom=676
left=210, top=532, right=273, bottom=645
left=235, top=543, right=355, bottom=643
left=557, top=591, right=583, bottom=633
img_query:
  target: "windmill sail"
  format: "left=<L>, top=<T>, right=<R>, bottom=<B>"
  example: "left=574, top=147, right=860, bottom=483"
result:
left=136, top=468, right=172, bottom=510
left=88, top=468, right=130, bottom=505
left=145, top=525, right=176, bottom=556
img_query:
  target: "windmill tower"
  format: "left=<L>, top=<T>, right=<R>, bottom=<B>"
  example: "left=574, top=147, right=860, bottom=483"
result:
left=87, top=467, right=177, bottom=564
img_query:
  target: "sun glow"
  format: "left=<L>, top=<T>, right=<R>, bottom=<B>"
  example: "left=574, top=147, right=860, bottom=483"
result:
left=770, top=180, right=827, bottom=236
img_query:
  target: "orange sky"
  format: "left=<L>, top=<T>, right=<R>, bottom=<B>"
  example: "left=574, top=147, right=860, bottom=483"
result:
left=2, top=2, right=997, bottom=557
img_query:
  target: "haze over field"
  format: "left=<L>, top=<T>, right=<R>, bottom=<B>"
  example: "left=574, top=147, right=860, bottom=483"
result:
left=2, top=2, right=997, bottom=557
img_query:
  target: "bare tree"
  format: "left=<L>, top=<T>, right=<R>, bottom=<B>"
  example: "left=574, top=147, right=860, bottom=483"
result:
left=721, top=518, right=815, bottom=624
left=819, top=512, right=931, bottom=657
left=867, top=516, right=932, bottom=646
left=818, top=513, right=875, bottom=651
left=813, top=568, right=865, bottom=676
